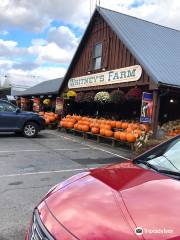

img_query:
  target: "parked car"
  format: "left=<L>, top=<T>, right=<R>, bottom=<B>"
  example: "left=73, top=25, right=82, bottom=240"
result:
left=26, top=136, right=180, bottom=239
left=0, top=99, right=45, bottom=137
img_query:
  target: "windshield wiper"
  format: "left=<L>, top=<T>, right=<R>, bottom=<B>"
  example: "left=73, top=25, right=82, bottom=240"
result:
left=157, top=169, right=180, bottom=177
left=135, top=159, right=160, bottom=172
left=135, top=159, right=180, bottom=178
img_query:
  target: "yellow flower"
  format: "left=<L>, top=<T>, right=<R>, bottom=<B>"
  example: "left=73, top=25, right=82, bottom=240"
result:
left=67, top=90, right=77, bottom=97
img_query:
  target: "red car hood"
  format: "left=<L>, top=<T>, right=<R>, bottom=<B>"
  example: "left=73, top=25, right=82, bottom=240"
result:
left=42, top=162, right=180, bottom=240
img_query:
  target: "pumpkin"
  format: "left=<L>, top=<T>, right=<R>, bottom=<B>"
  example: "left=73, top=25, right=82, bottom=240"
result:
left=134, top=129, right=142, bottom=137
left=104, top=124, right=112, bottom=130
left=66, top=121, right=74, bottom=129
left=131, top=123, right=139, bottom=130
left=100, top=129, right=105, bottom=136
left=74, top=123, right=78, bottom=130
left=48, top=116, right=56, bottom=122
left=110, top=121, right=116, bottom=128
left=114, top=131, right=121, bottom=140
left=81, top=125, right=89, bottom=132
left=126, top=127, right=133, bottom=133
left=77, top=124, right=82, bottom=131
left=121, top=122, right=128, bottom=129
left=126, top=133, right=136, bottom=143
left=104, top=129, right=113, bottom=137
left=45, top=118, right=50, bottom=124
left=116, top=121, right=122, bottom=128
left=140, top=124, right=149, bottom=132
left=91, top=127, right=99, bottom=134
left=120, top=132, right=127, bottom=141
left=60, top=120, right=65, bottom=127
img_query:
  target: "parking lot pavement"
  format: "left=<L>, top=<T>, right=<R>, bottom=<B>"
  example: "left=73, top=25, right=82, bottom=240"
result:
left=0, top=130, right=134, bottom=240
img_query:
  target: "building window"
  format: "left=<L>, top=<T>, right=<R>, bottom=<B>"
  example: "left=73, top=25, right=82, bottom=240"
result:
left=92, top=42, right=102, bottom=70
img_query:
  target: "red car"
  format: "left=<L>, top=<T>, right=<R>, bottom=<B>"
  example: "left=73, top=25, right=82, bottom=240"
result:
left=26, top=136, right=180, bottom=240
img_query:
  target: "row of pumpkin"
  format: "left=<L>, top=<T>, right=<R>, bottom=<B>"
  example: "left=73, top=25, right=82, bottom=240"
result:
left=38, top=112, right=59, bottom=124
left=60, top=115, right=149, bottom=143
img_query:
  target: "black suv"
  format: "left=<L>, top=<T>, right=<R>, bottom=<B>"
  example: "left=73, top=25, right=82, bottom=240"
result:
left=0, top=99, right=45, bottom=137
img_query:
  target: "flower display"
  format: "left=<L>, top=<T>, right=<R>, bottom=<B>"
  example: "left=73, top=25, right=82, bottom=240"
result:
left=94, top=91, right=111, bottom=104
left=43, top=99, right=50, bottom=105
left=111, top=89, right=125, bottom=104
left=83, top=91, right=96, bottom=103
left=125, top=87, right=142, bottom=101
left=67, top=90, right=77, bottom=98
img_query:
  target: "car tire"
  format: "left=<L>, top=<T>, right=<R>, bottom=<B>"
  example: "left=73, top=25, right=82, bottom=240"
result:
left=23, top=122, right=39, bottom=138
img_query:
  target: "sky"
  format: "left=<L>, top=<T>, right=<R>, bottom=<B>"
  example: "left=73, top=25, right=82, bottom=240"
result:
left=0, top=0, right=180, bottom=86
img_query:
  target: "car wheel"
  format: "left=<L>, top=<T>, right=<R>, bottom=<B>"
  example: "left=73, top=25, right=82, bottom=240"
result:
left=23, top=122, right=39, bottom=138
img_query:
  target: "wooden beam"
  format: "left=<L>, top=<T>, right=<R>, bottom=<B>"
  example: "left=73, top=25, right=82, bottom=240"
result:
left=152, top=90, right=160, bottom=137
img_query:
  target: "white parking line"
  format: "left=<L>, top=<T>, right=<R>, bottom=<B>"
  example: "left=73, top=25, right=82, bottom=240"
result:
left=59, top=135, right=130, bottom=160
left=0, top=168, right=92, bottom=178
left=0, top=147, right=90, bottom=154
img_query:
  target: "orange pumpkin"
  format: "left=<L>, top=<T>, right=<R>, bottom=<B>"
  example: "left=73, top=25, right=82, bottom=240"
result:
left=116, top=121, right=122, bottom=129
left=66, top=121, right=74, bottom=129
left=91, top=127, right=99, bottom=134
left=114, top=131, right=121, bottom=140
left=126, top=127, right=133, bottom=133
left=60, top=120, right=65, bottom=127
left=81, top=125, right=89, bottom=132
left=48, top=116, right=56, bottom=122
left=45, top=118, right=50, bottom=124
left=126, top=133, right=136, bottom=143
left=120, top=132, right=127, bottom=141
left=140, top=124, right=149, bottom=132
left=100, top=129, right=105, bottom=136
left=104, top=130, right=113, bottom=137
left=74, top=123, right=78, bottom=130
left=77, top=124, right=82, bottom=131
left=110, top=121, right=116, bottom=128
left=104, top=124, right=112, bottom=130
left=121, top=122, right=128, bottom=129
left=134, top=129, right=142, bottom=137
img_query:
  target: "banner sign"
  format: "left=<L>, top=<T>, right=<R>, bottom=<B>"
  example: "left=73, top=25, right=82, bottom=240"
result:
left=68, top=65, right=142, bottom=89
left=140, top=92, right=153, bottom=123
left=55, top=97, right=63, bottom=114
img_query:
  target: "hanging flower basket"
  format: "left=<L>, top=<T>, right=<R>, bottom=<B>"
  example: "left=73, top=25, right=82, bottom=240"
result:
left=126, top=87, right=142, bottom=101
left=75, top=92, right=85, bottom=103
left=43, top=99, right=50, bottom=105
left=111, top=89, right=125, bottom=104
left=83, top=91, right=96, bottom=103
left=94, top=91, right=111, bottom=104
left=67, top=90, right=77, bottom=98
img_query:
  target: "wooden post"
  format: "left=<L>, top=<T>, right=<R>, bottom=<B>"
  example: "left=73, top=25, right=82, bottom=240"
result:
left=152, top=90, right=160, bottom=138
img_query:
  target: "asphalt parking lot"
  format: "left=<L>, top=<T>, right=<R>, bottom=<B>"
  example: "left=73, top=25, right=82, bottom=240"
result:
left=0, top=129, right=133, bottom=240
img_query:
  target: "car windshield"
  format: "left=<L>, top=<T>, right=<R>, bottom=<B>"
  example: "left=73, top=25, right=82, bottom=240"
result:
left=134, top=136, right=180, bottom=177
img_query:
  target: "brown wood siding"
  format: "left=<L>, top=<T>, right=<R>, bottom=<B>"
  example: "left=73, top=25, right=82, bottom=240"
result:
left=67, top=12, right=154, bottom=91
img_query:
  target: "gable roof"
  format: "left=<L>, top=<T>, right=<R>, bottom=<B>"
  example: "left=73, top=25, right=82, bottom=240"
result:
left=61, top=7, right=180, bottom=90
left=15, top=77, right=64, bottom=96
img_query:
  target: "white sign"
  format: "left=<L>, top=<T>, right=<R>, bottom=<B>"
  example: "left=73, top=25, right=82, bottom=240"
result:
left=68, top=65, right=142, bottom=89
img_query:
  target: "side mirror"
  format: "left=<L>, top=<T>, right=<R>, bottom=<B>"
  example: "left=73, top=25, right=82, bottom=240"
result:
left=16, top=108, right=21, bottom=114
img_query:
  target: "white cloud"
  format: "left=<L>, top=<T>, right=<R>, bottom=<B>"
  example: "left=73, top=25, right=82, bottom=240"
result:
left=47, top=26, right=79, bottom=49
left=31, top=38, right=47, bottom=46
left=28, top=42, right=74, bottom=64
left=7, top=66, right=66, bottom=81
left=0, top=39, right=27, bottom=57
left=0, top=0, right=179, bottom=32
